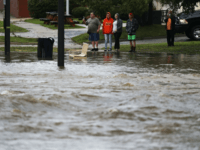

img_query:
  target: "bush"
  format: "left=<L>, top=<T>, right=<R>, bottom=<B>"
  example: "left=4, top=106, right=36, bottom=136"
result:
left=28, top=0, right=59, bottom=18
left=72, top=7, right=88, bottom=18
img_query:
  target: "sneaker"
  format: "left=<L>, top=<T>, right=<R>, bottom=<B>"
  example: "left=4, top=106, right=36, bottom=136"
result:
left=108, top=49, right=112, bottom=51
left=104, top=49, right=107, bottom=52
left=91, top=48, right=95, bottom=51
left=95, top=48, right=98, bottom=51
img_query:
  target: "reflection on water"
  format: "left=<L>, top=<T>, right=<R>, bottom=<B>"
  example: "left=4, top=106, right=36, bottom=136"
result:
left=103, top=52, right=113, bottom=62
left=0, top=51, right=200, bottom=150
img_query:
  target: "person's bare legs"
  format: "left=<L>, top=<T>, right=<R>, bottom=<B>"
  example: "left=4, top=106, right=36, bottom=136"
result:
left=92, top=41, right=95, bottom=48
left=133, top=40, right=136, bottom=47
left=129, top=41, right=133, bottom=51
left=133, top=40, right=136, bottom=51
left=95, top=41, right=98, bottom=48
left=94, top=41, right=98, bottom=51
left=91, top=41, right=95, bottom=51
left=130, top=41, right=133, bottom=48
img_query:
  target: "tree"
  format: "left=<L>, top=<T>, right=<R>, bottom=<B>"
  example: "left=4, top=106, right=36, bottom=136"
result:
left=119, top=0, right=150, bottom=16
left=69, top=0, right=81, bottom=14
left=77, top=0, right=113, bottom=18
left=148, top=0, right=153, bottom=25
left=79, top=0, right=150, bottom=19
left=160, top=0, right=200, bottom=13
left=28, top=0, right=58, bottom=18
left=28, top=0, right=80, bottom=18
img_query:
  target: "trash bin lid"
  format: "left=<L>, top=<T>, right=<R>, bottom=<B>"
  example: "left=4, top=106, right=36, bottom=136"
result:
left=48, top=37, right=54, bottom=45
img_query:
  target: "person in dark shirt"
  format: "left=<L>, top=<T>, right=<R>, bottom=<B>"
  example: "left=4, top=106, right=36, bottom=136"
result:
left=126, top=13, right=139, bottom=52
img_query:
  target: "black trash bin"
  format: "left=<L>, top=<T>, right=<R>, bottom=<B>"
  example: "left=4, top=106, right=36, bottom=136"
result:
left=37, top=37, right=54, bottom=59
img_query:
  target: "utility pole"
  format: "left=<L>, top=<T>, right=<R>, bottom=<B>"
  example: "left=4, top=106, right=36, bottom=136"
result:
left=66, top=0, right=70, bottom=15
left=4, top=0, right=10, bottom=55
left=58, top=0, right=64, bottom=67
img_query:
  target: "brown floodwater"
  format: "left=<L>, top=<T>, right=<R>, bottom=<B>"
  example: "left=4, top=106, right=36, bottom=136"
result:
left=0, top=51, right=200, bottom=150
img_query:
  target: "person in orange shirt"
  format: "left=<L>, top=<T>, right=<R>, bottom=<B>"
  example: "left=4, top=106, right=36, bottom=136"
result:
left=165, top=11, right=176, bottom=46
left=102, top=12, right=114, bottom=51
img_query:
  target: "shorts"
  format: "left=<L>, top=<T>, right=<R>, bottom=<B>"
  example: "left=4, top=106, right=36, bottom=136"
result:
left=89, top=33, right=99, bottom=41
left=128, top=35, right=136, bottom=41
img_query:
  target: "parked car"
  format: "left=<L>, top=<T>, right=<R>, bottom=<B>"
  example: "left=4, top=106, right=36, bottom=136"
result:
left=175, top=10, right=200, bottom=40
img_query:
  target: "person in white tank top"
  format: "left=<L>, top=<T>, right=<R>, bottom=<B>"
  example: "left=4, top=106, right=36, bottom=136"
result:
left=113, top=13, right=123, bottom=52
left=113, top=20, right=118, bottom=33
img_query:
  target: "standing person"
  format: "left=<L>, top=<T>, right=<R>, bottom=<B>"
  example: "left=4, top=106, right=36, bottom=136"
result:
left=113, top=13, right=123, bottom=52
left=83, top=12, right=101, bottom=51
left=165, top=11, right=175, bottom=46
left=126, top=13, right=139, bottom=52
left=102, top=12, right=114, bottom=51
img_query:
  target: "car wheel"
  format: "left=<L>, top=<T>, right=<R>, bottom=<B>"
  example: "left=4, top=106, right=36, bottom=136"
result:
left=191, top=25, right=200, bottom=40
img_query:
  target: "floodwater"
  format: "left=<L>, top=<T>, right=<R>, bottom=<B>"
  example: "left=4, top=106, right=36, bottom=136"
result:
left=0, top=51, right=200, bottom=150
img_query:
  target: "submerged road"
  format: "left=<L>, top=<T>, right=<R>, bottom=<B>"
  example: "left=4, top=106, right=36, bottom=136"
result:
left=0, top=52, right=200, bottom=149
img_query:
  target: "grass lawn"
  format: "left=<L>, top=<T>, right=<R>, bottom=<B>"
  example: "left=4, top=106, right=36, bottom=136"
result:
left=1, top=41, right=199, bottom=55
left=117, top=41, right=200, bottom=54
left=72, top=18, right=81, bottom=22
left=72, top=24, right=167, bottom=44
left=0, top=21, right=28, bottom=33
left=24, top=19, right=85, bottom=30
left=0, top=36, right=37, bottom=43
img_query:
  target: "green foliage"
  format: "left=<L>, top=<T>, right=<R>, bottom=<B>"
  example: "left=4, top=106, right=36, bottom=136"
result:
left=69, top=1, right=82, bottom=14
left=28, top=0, right=81, bottom=18
left=80, top=0, right=114, bottom=19
left=72, top=7, right=88, bottom=18
left=120, top=0, right=150, bottom=16
left=28, top=0, right=58, bottom=18
left=79, top=0, right=152, bottom=19
left=160, top=0, right=200, bottom=13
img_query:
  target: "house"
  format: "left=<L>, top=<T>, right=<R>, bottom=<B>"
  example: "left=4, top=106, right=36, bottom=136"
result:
left=0, top=0, right=30, bottom=18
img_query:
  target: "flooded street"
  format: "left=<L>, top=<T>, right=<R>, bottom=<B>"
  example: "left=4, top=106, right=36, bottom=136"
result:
left=0, top=51, right=200, bottom=150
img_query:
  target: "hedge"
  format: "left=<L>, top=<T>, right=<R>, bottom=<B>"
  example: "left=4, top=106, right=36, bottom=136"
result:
left=28, top=0, right=59, bottom=18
